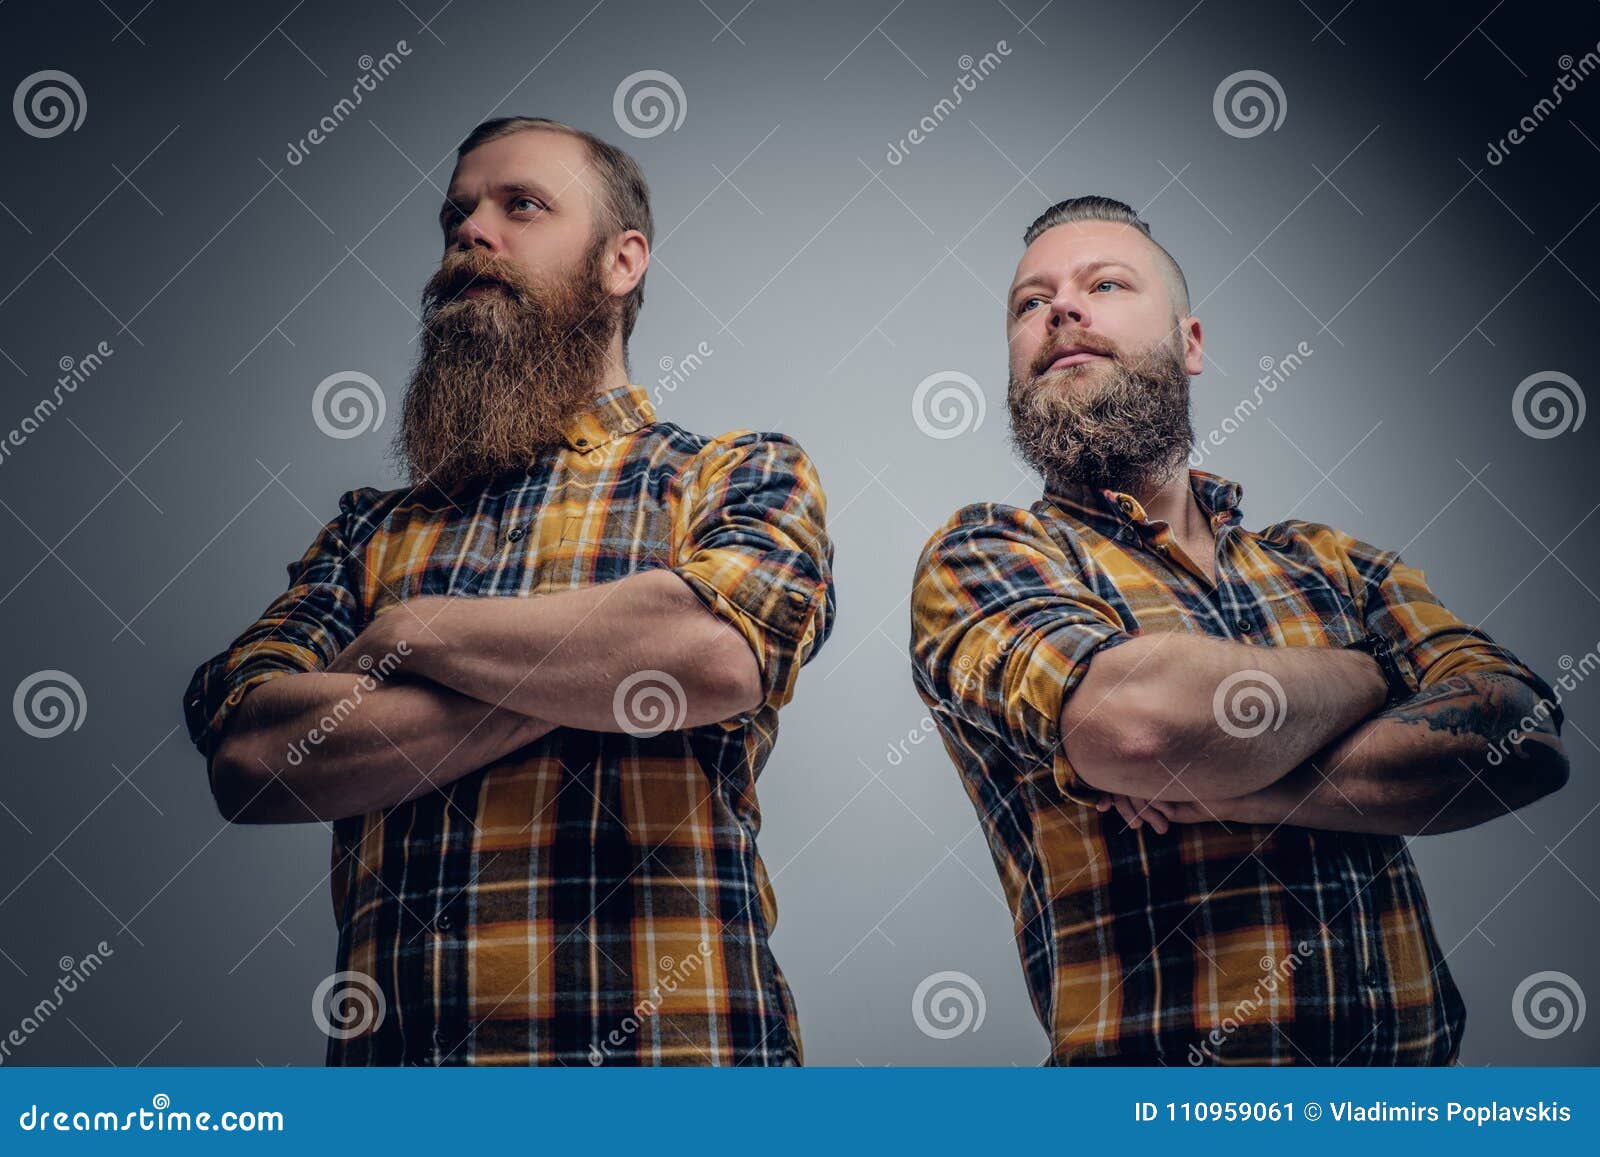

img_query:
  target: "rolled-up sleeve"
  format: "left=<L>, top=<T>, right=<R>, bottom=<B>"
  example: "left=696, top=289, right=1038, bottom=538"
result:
left=1335, top=528, right=1563, bottom=731
left=670, top=432, right=834, bottom=723
left=910, top=503, right=1132, bottom=802
left=181, top=488, right=374, bottom=764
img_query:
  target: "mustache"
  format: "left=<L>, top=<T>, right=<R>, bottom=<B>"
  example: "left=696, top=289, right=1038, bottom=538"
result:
left=1031, top=333, right=1119, bottom=378
left=422, top=254, right=528, bottom=308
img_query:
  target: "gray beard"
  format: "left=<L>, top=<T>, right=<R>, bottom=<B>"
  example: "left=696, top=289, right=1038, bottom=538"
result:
left=1007, top=338, right=1194, bottom=496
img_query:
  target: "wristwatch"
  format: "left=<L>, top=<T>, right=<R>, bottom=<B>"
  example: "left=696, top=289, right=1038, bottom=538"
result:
left=1345, top=632, right=1413, bottom=707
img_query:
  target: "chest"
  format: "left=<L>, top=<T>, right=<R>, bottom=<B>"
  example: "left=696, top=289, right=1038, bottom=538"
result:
left=1078, top=527, right=1367, bottom=647
left=356, top=458, right=682, bottom=616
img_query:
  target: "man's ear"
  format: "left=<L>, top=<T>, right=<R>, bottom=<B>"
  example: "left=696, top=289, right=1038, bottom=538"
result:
left=607, top=229, right=649, bottom=300
left=1180, top=315, right=1204, bottom=377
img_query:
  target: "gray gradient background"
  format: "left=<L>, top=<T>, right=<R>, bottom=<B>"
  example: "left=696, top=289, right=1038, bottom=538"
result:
left=1, top=0, right=1596, bottom=1066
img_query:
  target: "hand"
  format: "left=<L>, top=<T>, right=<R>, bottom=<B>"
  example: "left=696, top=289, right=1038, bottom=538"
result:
left=1093, top=793, right=1232, bottom=833
left=326, top=597, right=445, bottom=677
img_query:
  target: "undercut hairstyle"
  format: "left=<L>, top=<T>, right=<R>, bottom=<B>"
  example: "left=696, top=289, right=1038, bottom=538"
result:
left=455, top=116, right=654, bottom=348
left=1022, top=196, right=1190, bottom=317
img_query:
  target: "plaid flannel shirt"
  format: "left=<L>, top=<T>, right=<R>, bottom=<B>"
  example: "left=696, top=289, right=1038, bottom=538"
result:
left=183, top=382, right=834, bottom=1066
left=910, top=469, right=1559, bottom=1065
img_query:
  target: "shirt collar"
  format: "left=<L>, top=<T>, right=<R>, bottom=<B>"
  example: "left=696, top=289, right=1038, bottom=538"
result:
left=1043, top=468, right=1245, bottom=532
left=559, top=380, right=656, bottom=453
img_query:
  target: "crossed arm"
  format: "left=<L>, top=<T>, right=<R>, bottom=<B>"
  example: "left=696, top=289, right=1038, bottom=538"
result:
left=1064, top=633, right=1569, bottom=836
left=209, top=570, right=760, bottom=824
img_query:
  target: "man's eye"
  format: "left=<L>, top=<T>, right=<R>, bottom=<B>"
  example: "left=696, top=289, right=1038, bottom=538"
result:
left=511, top=196, right=544, bottom=213
left=1092, top=279, right=1121, bottom=293
left=1016, top=297, right=1044, bottom=315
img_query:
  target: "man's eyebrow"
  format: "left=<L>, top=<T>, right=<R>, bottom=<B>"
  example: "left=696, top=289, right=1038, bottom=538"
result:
left=438, top=180, right=557, bottom=224
left=1008, top=259, right=1141, bottom=301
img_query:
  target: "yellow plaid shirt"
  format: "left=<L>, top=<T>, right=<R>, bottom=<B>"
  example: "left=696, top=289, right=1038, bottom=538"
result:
left=910, top=469, right=1557, bottom=1065
left=183, top=382, right=834, bottom=1065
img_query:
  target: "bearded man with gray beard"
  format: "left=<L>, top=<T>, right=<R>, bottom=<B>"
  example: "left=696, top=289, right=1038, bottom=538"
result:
left=909, top=195, right=1566, bottom=1065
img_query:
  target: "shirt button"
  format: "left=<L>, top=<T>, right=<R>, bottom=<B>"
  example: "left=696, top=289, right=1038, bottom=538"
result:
left=574, top=438, right=589, bottom=448
left=1365, top=964, right=1380, bottom=986
left=435, top=910, right=455, bottom=932
left=507, top=526, right=525, bottom=542
left=1235, top=615, right=1254, bottom=634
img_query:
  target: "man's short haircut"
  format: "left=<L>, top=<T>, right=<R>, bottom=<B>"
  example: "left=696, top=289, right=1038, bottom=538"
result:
left=455, top=116, right=654, bottom=347
left=1022, top=195, right=1190, bottom=317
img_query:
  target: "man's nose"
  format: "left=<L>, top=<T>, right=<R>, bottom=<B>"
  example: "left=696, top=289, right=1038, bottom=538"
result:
left=454, top=213, right=500, bottom=253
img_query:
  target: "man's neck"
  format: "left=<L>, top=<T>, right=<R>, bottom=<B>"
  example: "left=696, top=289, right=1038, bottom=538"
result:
left=1131, top=468, right=1207, bottom=538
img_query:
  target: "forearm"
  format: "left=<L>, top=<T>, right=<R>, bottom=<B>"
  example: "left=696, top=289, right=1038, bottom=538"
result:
left=366, top=570, right=761, bottom=731
left=1218, top=673, right=1569, bottom=834
left=210, top=672, right=553, bottom=824
left=1063, top=633, right=1387, bottom=801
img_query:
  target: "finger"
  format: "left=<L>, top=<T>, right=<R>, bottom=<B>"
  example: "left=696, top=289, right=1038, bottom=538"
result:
left=1114, top=796, right=1140, bottom=829
left=1132, top=798, right=1169, bottom=835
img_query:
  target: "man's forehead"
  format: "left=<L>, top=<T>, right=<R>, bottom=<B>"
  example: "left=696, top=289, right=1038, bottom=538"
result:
left=1011, top=220, right=1151, bottom=285
left=446, top=129, right=597, bottom=201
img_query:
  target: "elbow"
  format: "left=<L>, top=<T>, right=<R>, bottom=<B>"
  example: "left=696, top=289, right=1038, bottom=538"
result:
left=1516, top=742, right=1570, bottom=807
left=1065, top=687, right=1185, bottom=795
left=208, top=733, right=277, bottom=824
left=706, top=631, right=764, bottom=719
